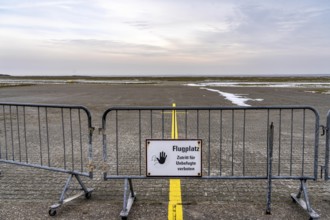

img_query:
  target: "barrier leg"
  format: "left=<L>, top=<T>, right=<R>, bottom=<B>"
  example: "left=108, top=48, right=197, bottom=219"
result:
left=49, top=174, right=94, bottom=216
left=120, top=178, right=136, bottom=220
left=290, top=179, right=319, bottom=219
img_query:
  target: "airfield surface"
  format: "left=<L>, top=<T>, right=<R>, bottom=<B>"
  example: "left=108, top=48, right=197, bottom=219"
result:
left=1, top=81, right=330, bottom=219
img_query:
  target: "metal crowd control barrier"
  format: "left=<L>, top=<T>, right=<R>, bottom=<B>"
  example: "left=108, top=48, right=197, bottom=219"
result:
left=101, top=106, right=320, bottom=219
left=0, top=103, right=94, bottom=216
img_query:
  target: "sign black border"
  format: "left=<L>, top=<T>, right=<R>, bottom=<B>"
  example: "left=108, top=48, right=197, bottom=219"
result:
left=146, top=139, right=203, bottom=178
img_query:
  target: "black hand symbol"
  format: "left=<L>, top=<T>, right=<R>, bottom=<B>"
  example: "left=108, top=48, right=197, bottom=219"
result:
left=157, top=151, right=167, bottom=164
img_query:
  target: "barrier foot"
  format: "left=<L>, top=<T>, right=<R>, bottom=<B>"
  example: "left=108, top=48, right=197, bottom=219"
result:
left=290, top=179, right=319, bottom=220
left=120, top=178, right=136, bottom=220
left=49, top=174, right=94, bottom=216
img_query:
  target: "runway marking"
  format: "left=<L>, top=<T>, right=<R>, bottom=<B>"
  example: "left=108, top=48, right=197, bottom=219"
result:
left=168, top=179, right=183, bottom=220
left=171, top=103, right=178, bottom=140
left=168, top=103, right=183, bottom=220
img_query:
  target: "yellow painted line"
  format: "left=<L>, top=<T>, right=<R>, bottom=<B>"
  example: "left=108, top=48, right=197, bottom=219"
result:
left=168, top=179, right=183, bottom=220
left=171, top=103, right=178, bottom=140
left=168, top=103, right=183, bottom=220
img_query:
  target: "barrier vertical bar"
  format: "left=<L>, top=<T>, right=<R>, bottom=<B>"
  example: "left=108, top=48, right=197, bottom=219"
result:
left=116, top=110, right=119, bottom=175
left=278, top=109, right=282, bottom=176
left=102, top=110, right=108, bottom=179
left=231, top=110, right=234, bottom=176
left=38, top=107, right=42, bottom=165
left=266, top=109, right=269, bottom=176
left=61, top=108, right=66, bottom=170
left=290, top=109, right=293, bottom=176
left=0, top=106, right=3, bottom=159
left=150, top=110, right=153, bottom=139
left=185, top=109, right=187, bottom=139
left=46, top=107, right=50, bottom=167
left=208, top=110, right=211, bottom=176
left=0, top=107, right=2, bottom=159
left=219, top=110, right=222, bottom=176
left=325, top=110, right=330, bottom=180
left=70, top=109, right=74, bottom=171
left=302, top=109, right=306, bottom=176
left=78, top=109, right=83, bottom=173
left=139, top=110, right=142, bottom=175
left=23, top=106, right=27, bottom=163
left=197, top=110, right=199, bottom=138
left=10, top=106, right=14, bottom=160
left=162, top=109, right=164, bottom=139
left=16, top=106, right=21, bottom=162
left=87, top=109, right=94, bottom=178
left=313, top=108, right=319, bottom=180
left=3, top=106, right=8, bottom=160
left=266, top=122, right=274, bottom=214
left=243, top=110, right=246, bottom=176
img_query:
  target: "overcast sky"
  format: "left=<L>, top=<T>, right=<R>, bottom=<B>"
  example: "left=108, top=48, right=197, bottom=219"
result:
left=0, top=0, right=329, bottom=76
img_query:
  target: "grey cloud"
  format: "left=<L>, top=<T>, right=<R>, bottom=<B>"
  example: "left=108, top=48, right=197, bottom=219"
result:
left=234, top=3, right=330, bottom=40
left=46, top=39, right=171, bottom=57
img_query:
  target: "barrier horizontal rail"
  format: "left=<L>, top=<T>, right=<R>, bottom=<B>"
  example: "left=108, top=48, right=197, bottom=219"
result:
left=101, top=105, right=320, bottom=219
left=0, top=102, right=94, bottom=216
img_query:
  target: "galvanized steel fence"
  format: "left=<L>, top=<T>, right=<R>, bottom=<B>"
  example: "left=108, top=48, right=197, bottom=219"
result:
left=0, top=103, right=94, bottom=216
left=101, top=106, right=320, bottom=219
left=0, top=103, right=326, bottom=219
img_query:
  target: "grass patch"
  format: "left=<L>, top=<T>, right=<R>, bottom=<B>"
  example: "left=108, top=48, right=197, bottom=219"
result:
left=0, top=84, right=34, bottom=88
left=2, top=75, right=330, bottom=83
left=305, top=88, right=330, bottom=94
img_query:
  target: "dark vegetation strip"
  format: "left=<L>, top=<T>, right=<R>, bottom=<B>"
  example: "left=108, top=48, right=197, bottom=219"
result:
left=1, top=75, right=330, bottom=83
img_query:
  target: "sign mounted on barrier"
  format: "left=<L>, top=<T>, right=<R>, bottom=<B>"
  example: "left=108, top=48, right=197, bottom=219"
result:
left=146, top=139, right=202, bottom=177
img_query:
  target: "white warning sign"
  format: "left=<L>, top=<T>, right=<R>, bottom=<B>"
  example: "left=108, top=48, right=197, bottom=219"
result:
left=146, top=139, right=202, bottom=177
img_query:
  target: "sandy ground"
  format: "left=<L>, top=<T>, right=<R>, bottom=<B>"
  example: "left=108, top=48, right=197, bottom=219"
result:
left=1, top=82, right=330, bottom=220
